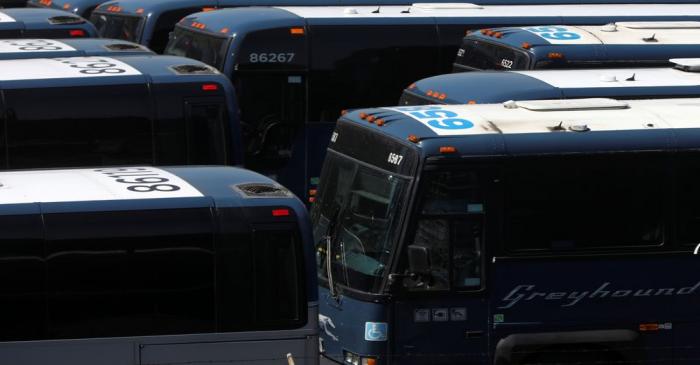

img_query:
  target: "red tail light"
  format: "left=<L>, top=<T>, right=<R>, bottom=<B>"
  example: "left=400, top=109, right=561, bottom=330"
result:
left=201, top=84, right=218, bottom=91
left=272, top=209, right=290, bottom=217
left=69, top=29, right=86, bottom=37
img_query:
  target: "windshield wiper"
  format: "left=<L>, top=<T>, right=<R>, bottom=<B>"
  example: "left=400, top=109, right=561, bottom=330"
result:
left=324, top=206, right=342, bottom=300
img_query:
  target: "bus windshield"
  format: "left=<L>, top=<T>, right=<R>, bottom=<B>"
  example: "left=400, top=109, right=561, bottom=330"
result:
left=453, top=38, right=530, bottom=72
left=312, top=151, right=410, bottom=294
left=165, top=28, right=229, bottom=71
left=91, top=13, right=143, bottom=42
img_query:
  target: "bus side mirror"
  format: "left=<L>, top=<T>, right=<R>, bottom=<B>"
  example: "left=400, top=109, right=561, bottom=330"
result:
left=407, top=245, right=431, bottom=275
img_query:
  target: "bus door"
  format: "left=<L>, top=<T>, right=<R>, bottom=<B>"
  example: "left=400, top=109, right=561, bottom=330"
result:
left=391, top=167, right=494, bottom=364
left=233, top=27, right=308, bottom=197
left=184, top=98, right=229, bottom=165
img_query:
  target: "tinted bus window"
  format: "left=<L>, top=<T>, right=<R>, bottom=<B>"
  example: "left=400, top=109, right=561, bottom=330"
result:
left=186, top=101, right=228, bottom=165
left=217, top=224, right=305, bottom=331
left=0, top=213, right=45, bottom=342
left=4, top=84, right=152, bottom=168
left=505, top=154, right=666, bottom=252
left=44, top=208, right=215, bottom=340
left=308, top=24, right=439, bottom=122
left=675, top=152, right=700, bottom=248
left=92, top=13, right=142, bottom=42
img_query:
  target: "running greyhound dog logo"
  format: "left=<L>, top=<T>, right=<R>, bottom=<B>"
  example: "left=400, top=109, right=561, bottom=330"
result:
left=319, top=314, right=338, bottom=341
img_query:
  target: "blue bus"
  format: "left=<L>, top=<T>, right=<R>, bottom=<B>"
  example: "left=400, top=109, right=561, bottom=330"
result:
left=400, top=58, right=700, bottom=105
left=312, top=97, right=700, bottom=365
left=0, top=55, right=241, bottom=168
left=0, top=165, right=318, bottom=365
left=163, top=4, right=700, bottom=202
left=0, top=37, right=151, bottom=59
left=453, top=21, right=700, bottom=71
left=0, top=8, right=96, bottom=38
left=86, top=0, right=700, bottom=53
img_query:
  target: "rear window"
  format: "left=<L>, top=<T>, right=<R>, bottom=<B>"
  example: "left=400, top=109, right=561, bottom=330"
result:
left=453, top=38, right=530, bottom=72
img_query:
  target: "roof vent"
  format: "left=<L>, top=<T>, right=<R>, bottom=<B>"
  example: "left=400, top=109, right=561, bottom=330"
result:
left=48, top=15, right=85, bottom=25
left=234, top=183, right=292, bottom=198
left=671, top=58, right=700, bottom=72
left=600, top=74, right=617, bottom=82
left=617, top=21, right=700, bottom=29
left=411, top=3, right=482, bottom=10
left=600, top=23, right=617, bottom=32
left=170, top=64, right=218, bottom=75
left=344, top=7, right=359, bottom=14
left=104, top=43, right=147, bottom=51
left=513, top=98, right=629, bottom=111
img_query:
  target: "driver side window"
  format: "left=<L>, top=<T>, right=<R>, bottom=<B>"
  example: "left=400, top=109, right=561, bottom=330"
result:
left=405, top=170, right=486, bottom=291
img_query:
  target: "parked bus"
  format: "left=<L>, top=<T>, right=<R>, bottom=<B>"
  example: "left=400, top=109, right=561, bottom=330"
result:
left=88, top=0, right=700, bottom=53
left=0, top=37, right=151, bottom=59
left=313, top=97, right=700, bottom=365
left=0, top=55, right=241, bottom=169
left=453, top=21, right=700, bottom=71
left=0, top=8, right=96, bottom=38
left=163, top=4, right=700, bottom=201
left=0, top=165, right=318, bottom=365
left=400, top=58, right=700, bottom=105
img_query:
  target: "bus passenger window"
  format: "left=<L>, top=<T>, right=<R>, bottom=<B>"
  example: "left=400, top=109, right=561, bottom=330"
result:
left=410, top=219, right=450, bottom=291
left=675, top=153, right=700, bottom=248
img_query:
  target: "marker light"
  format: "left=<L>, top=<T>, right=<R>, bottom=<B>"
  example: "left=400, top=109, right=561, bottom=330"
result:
left=548, top=52, right=564, bottom=59
left=468, top=100, right=477, bottom=104
left=408, top=82, right=416, bottom=89
left=69, top=29, right=86, bottom=37
left=202, top=84, right=219, bottom=91
left=220, top=27, right=229, bottom=33
left=480, top=28, right=491, bottom=35
left=191, top=22, right=206, bottom=30
left=272, top=209, right=290, bottom=217
left=639, top=323, right=659, bottom=332
left=135, top=7, right=144, bottom=13
left=367, top=115, right=376, bottom=123
left=359, top=112, right=368, bottom=120
left=290, top=27, right=305, bottom=35
left=202, top=6, right=216, bottom=11
left=522, top=42, right=532, bottom=49
left=438, top=93, right=447, bottom=100
left=341, top=109, right=348, bottom=115
left=493, top=32, right=503, bottom=38
left=408, top=134, right=420, bottom=143
left=440, top=146, right=457, bottom=154
left=62, top=3, right=70, bottom=9
left=376, top=119, right=385, bottom=126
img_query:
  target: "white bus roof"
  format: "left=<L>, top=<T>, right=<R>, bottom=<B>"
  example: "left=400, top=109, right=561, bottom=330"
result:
left=0, top=167, right=203, bottom=204
left=384, top=98, right=700, bottom=137
left=278, top=4, right=700, bottom=19
left=0, top=57, right=141, bottom=81
left=526, top=21, right=700, bottom=45
left=513, top=63, right=700, bottom=88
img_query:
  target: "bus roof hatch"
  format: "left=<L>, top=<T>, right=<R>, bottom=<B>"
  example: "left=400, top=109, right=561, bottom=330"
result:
left=671, top=58, right=700, bottom=71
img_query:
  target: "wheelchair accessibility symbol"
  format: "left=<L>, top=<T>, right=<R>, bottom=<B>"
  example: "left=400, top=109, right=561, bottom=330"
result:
left=364, top=322, right=388, bottom=342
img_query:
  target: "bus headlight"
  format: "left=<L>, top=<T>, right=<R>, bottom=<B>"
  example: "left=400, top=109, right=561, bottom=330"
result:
left=343, top=351, right=376, bottom=365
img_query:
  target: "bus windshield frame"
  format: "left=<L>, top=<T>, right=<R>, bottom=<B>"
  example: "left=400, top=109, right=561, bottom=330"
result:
left=312, top=123, right=419, bottom=296
left=453, top=37, right=531, bottom=72
left=165, top=27, right=231, bottom=71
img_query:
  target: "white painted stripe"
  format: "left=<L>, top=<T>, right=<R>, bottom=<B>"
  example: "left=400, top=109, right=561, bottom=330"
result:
left=0, top=57, right=140, bottom=81
left=0, top=167, right=203, bottom=204
left=0, top=39, right=75, bottom=53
